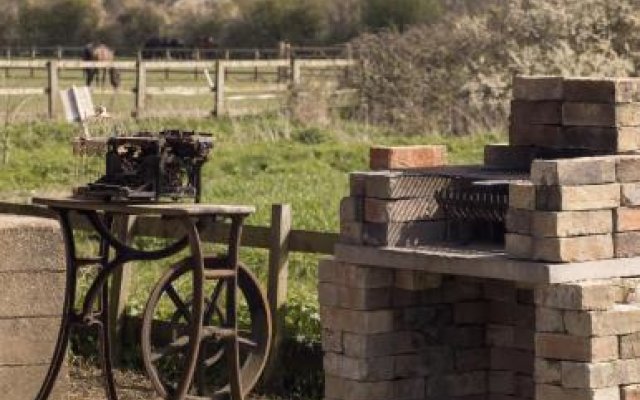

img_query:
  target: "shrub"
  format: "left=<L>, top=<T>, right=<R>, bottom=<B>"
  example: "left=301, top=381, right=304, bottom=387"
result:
left=354, top=0, right=640, bottom=135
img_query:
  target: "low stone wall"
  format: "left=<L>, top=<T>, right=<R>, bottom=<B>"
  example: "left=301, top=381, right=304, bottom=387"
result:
left=0, top=215, right=67, bottom=400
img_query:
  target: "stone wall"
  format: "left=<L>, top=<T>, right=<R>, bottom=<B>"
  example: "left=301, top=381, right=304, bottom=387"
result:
left=0, top=215, right=67, bottom=400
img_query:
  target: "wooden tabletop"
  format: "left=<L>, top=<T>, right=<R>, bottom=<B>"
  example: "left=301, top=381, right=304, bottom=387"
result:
left=32, top=197, right=255, bottom=217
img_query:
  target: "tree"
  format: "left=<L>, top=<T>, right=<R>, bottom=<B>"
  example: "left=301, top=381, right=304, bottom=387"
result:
left=18, top=0, right=104, bottom=45
left=362, top=0, right=443, bottom=31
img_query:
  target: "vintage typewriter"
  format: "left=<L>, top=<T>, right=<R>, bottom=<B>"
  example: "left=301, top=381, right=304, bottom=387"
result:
left=74, top=130, right=213, bottom=202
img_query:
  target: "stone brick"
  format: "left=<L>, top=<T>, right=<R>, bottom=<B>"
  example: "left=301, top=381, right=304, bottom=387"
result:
left=506, top=209, right=532, bottom=235
left=512, top=100, right=563, bottom=125
left=536, top=307, right=565, bottom=333
left=456, top=348, right=489, bottom=372
left=337, top=285, right=392, bottom=310
left=395, top=270, right=442, bottom=291
left=340, top=196, right=364, bottom=222
left=364, top=197, right=442, bottom=223
left=490, top=371, right=516, bottom=395
left=0, top=216, right=64, bottom=273
left=615, top=231, right=640, bottom=258
left=534, top=282, right=616, bottom=311
left=505, top=234, right=533, bottom=259
left=564, top=304, right=640, bottom=337
left=349, top=172, right=368, bottom=196
left=535, top=333, right=618, bottom=362
left=365, top=171, right=452, bottom=200
left=536, top=384, right=620, bottom=400
left=0, top=317, right=61, bottom=365
left=532, top=235, right=614, bottom=263
left=323, top=353, right=395, bottom=381
left=394, top=354, right=423, bottom=378
left=444, top=326, right=486, bottom=348
left=563, top=77, right=640, bottom=103
left=561, top=362, right=617, bottom=389
left=615, top=359, right=640, bottom=385
left=560, top=126, right=640, bottom=153
left=488, top=301, right=518, bottom=325
left=322, top=329, right=343, bottom=353
left=427, top=372, right=487, bottom=397
left=563, top=102, right=640, bottom=127
left=531, top=157, right=616, bottom=186
left=618, top=156, right=640, bottom=183
left=370, top=145, right=447, bottom=170
left=455, top=302, right=488, bottom=325
left=621, top=332, right=640, bottom=359
left=0, top=365, right=68, bottom=400
left=487, top=325, right=515, bottom=348
left=484, top=144, right=535, bottom=170
left=622, top=385, right=640, bottom=400
left=509, top=122, right=563, bottom=147
left=319, top=260, right=394, bottom=288
left=324, top=375, right=397, bottom=400
left=535, top=358, right=561, bottom=384
left=622, top=183, right=640, bottom=206
left=419, top=346, right=455, bottom=375
left=491, top=348, right=534, bottom=374
left=536, top=184, right=620, bottom=211
left=616, top=208, right=640, bottom=232
left=510, top=181, right=536, bottom=210
left=318, top=282, right=340, bottom=307
left=516, top=375, right=535, bottom=399
left=513, top=76, right=564, bottom=101
left=362, top=220, right=447, bottom=247
left=484, top=281, right=517, bottom=302
left=339, top=220, right=363, bottom=244
left=515, top=328, right=535, bottom=351
left=530, top=210, right=613, bottom=238
left=0, top=271, right=65, bottom=317
left=342, top=331, right=425, bottom=358
left=320, top=307, right=397, bottom=334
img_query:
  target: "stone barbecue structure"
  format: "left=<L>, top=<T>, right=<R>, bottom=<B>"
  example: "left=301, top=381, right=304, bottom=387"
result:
left=320, top=76, right=640, bottom=400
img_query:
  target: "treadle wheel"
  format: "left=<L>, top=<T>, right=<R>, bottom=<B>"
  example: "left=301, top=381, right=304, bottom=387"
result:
left=141, top=257, right=272, bottom=400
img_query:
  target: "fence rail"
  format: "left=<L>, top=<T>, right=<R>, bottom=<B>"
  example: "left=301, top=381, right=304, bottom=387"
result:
left=0, top=58, right=360, bottom=119
left=0, top=201, right=337, bottom=369
left=0, top=43, right=353, bottom=61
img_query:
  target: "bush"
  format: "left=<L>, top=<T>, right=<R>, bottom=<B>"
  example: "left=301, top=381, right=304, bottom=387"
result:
left=354, top=0, right=640, bottom=135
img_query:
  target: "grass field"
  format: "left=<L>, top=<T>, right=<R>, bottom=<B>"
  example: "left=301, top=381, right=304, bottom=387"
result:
left=0, top=115, right=503, bottom=398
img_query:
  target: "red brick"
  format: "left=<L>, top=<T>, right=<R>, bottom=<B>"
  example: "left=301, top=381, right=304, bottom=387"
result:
left=370, top=145, right=447, bottom=170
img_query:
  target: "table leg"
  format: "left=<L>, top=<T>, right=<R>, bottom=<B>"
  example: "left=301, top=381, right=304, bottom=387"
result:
left=227, top=216, right=244, bottom=400
left=35, top=212, right=78, bottom=400
left=173, top=218, right=205, bottom=399
left=99, top=276, right=119, bottom=400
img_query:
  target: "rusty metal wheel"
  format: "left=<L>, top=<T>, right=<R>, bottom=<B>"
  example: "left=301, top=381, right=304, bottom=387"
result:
left=141, top=257, right=272, bottom=400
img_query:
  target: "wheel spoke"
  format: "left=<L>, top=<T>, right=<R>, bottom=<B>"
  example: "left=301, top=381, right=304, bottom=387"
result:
left=151, top=335, right=190, bottom=363
left=166, top=284, right=191, bottom=322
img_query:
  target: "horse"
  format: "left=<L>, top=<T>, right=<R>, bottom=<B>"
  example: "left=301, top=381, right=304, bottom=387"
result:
left=83, top=43, right=120, bottom=89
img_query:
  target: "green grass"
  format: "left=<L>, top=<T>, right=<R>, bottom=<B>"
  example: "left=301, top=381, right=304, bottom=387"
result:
left=0, top=116, right=503, bottom=340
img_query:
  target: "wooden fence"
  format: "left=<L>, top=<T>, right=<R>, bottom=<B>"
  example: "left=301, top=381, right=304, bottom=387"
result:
left=0, top=58, right=360, bottom=119
left=0, top=201, right=338, bottom=368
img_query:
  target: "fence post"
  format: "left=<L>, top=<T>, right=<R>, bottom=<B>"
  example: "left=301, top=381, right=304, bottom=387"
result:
left=56, top=46, right=63, bottom=60
left=134, top=58, right=146, bottom=118
left=215, top=60, right=226, bottom=116
left=47, top=60, right=59, bottom=120
left=30, top=47, right=36, bottom=77
left=108, top=215, right=136, bottom=365
left=291, top=58, right=301, bottom=87
left=265, top=204, right=291, bottom=380
left=5, top=48, right=10, bottom=78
